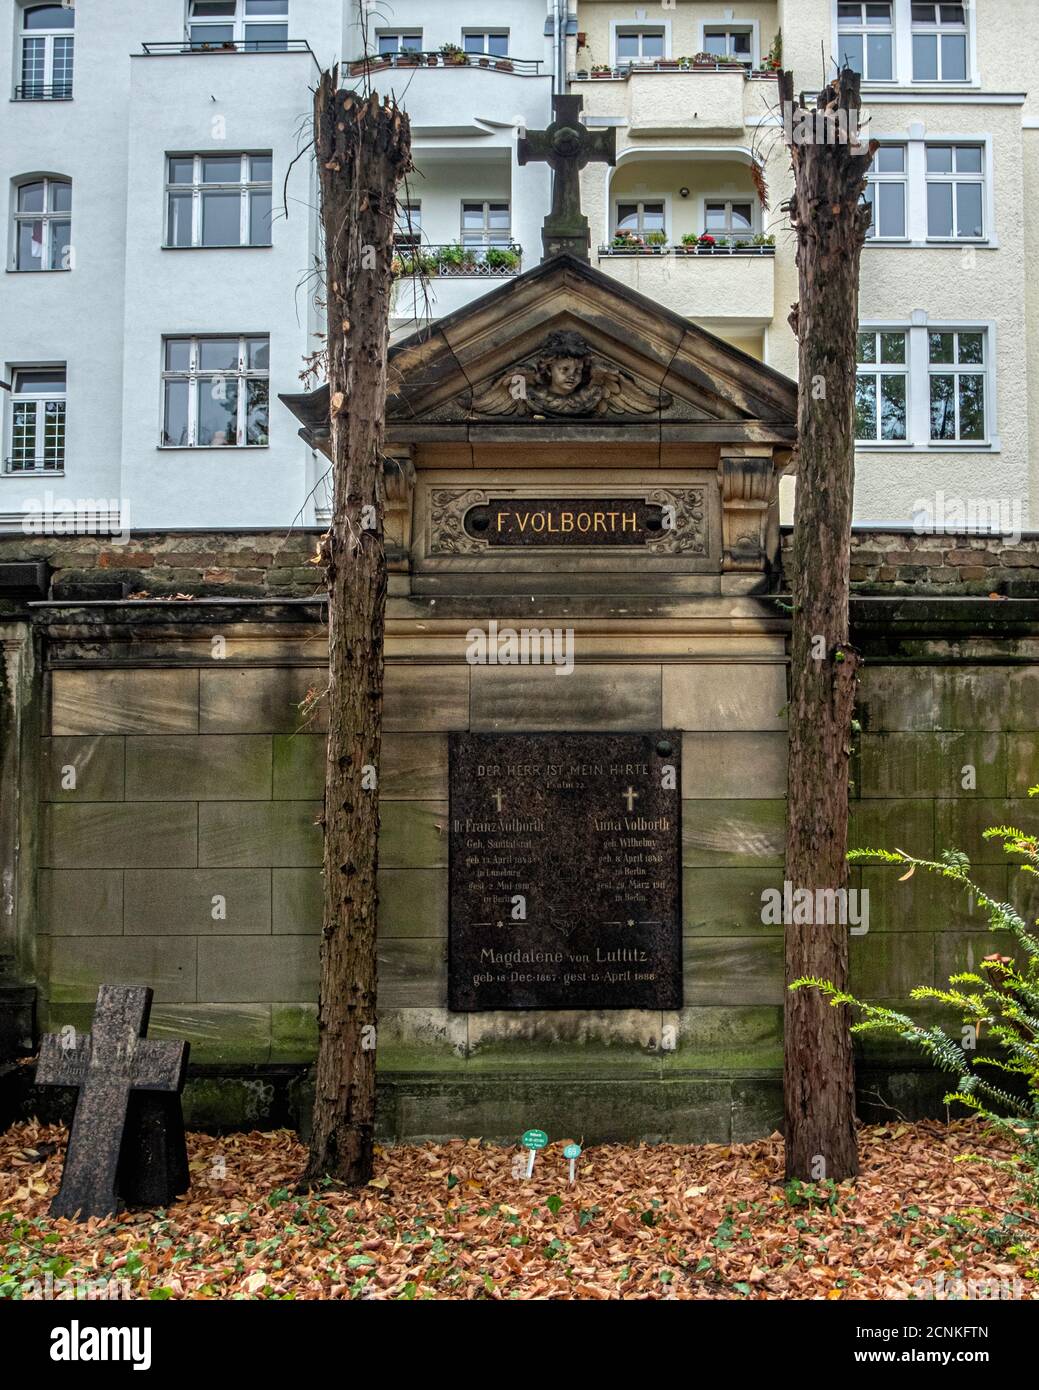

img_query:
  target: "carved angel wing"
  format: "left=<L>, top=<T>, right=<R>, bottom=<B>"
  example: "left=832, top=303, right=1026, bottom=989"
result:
left=471, top=366, right=537, bottom=416
left=591, top=367, right=668, bottom=416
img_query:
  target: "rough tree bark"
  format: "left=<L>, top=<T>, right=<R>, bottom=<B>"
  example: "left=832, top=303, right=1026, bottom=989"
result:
left=780, top=68, right=877, bottom=1183
left=306, top=71, right=411, bottom=1184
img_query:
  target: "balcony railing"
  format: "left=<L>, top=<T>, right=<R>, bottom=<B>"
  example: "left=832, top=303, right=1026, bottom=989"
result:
left=600, top=239, right=776, bottom=257
left=576, top=57, right=780, bottom=80
left=13, top=84, right=73, bottom=100
left=141, top=39, right=315, bottom=57
left=392, top=243, right=523, bottom=277
left=349, top=51, right=542, bottom=78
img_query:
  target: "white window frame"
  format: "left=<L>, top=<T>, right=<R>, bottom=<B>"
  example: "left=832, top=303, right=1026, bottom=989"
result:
left=462, top=30, right=509, bottom=57
left=164, top=153, right=273, bottom=249
left=856, top=317, right=997, bottom=451
left=910, top=2, right=970, bottom=84
left=5, top=365, right=67, bottom=474
left=186, top=0, right=289, bottom=50
left=862, top=132, right=994, bottom=249
left=460, top=200, right=511, bottom=246
left=836, top=1, right=895, bottom=82
left=924, top=142, right=985, bottom=242
left=699, top=23, right=758, bottom=65
left=855, top=330, right=909, bottom=443
left=376, top=31, right=422, bottom=54
left=864, top=142, right=908, bottom=240
left=160, top=335, right=270, bottom=448
left=831, top=0, right=980, bottom=89
left=927, top=327, right=988, bottom=444
left=394, top=200, right=421, bottom=245
left=18, top=3, right=75, bottom=98
left=610, top=21, right=670, bottom=65
left=613, top=197, right=669, bottom=239
left=11, top=175, right=72, bottom=271
left=700, top=196, right=756, bottom=239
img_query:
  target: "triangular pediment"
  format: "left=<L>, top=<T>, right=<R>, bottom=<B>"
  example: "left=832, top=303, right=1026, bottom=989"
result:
left=382, top=254, right=797, bottom=445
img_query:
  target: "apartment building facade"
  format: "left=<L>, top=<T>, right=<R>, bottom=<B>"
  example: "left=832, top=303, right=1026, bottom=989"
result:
left=1, top=0, right=1035, bottom=530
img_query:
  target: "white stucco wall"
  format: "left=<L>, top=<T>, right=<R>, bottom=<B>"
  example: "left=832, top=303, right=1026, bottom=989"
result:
left=1, top=0, right=1035, bottom=528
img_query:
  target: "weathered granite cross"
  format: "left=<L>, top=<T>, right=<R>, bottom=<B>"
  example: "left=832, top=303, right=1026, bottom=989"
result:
left=36, top=985, right=190, bottom=1220
left=518, top=94, right=616, bottom=262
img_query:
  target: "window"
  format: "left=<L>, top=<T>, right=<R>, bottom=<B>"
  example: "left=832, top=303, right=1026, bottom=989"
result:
left=188, top=0, right=289, bottom=51
left=461, top=201, right=511, bottom=247
left=615, top=28, right=665, bottom=62
left=912, top=3, right=968, bottom=81
left=166, top=154, right=272, bottom=247
left=929, top=330, right=985, bottom=441
left=703, top=28, right=752, bottom=61
left=6, top=368, right=66, bottom=473
left=12, top=177, right=71, bottom=270
left=615, top=201, right=666, bottom=237
left=18, top=3, right=74, bottom=99
left=704, top=200, right=754, bottom=237
left=394, top=201, right=421, bottom=246
left=837, top=2, right=893, bottom=81
left=377, top=32, right=422, bottom=54
left=161, top=336, right=269, bottom=447
left=864, top=145, right=907, bottom=239
left=925, top=144, right=983, bottom=239
left=855, top=332, right=907, bottom=441
left=463, top=31, right=509, bottom=57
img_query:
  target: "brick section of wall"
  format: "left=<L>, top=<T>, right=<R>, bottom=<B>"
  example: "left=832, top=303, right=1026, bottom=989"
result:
left=0, top=530, right=326, bottom=603
left=781, top=530, right=1039, bottom=597
left=1, top=528, right=1039, bottom=603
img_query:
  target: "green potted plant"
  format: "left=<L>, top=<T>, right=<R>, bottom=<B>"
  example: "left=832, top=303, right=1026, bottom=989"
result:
left=591, top=64, right=611, bottom=78
left=752, top=232, right=776, bottom=251
left=439, top=43, right=467, bottom=66
left=610, top=229, right=644, bottom=251
left=645, top=230, right=668, bottom=251
left=398, top=46, right=422, bottom=66
left=676, top=232, right=697, bottom=255
left=485, top=246, right=520, bottom=272
left=438, top=242, right=477, bottom=273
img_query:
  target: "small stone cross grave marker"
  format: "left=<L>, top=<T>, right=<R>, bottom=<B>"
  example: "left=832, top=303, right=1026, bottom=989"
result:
left=35, top=984, right=190, bottom=1220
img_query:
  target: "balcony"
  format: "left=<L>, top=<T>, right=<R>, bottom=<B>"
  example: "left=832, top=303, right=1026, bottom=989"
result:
left=573, top=61, right=779, bottom=137
left=391, top=244, right=524, bottom=324
left=595, top=244, right=775, bottom=325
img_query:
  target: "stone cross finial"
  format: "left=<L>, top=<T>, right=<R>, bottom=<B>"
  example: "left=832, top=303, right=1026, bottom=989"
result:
left=518, top=95, right=616, bottom=262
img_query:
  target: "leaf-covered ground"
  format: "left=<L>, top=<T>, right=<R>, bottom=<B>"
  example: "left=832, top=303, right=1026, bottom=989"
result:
left=1, top=1119, right=1036, bottom=1300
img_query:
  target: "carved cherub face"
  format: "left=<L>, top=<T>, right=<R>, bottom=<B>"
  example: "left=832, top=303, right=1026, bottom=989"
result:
left=547, top=356, right=584, bottom=395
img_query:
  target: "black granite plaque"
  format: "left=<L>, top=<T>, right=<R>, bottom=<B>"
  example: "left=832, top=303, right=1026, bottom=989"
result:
left=448, top=733, right=682, bottom=1010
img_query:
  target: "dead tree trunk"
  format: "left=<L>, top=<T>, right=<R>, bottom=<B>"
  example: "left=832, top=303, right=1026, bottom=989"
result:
left=780, top=68, right=876, bottom=1183
left=306, top=72, right=411, bottom=1184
